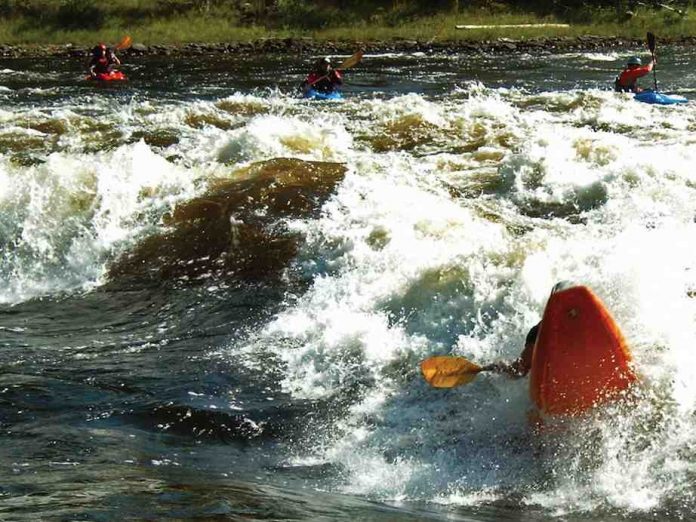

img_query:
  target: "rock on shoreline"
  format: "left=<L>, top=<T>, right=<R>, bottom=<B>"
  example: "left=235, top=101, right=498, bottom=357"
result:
left=2, top=36, right=696, bottom=59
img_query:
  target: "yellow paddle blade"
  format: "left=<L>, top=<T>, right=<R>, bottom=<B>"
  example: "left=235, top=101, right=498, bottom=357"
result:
left=115, top=35, right=132, bottom=50
left=339, top=50, right=363, bottom=70
left=420, top=356, right=482, bottom=388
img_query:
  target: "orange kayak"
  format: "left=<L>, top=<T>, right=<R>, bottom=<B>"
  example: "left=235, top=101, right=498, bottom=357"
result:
left=529, top=283, right=638, bottom=416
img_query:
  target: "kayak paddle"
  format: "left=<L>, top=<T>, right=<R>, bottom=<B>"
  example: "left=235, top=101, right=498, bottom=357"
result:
left=338, top=50, right=363, bottom=70
left=646, top=31, right=658, bottom=91
left=420, top=355, right=485, bottom=388
left=115, top=35, right=132, bottom=51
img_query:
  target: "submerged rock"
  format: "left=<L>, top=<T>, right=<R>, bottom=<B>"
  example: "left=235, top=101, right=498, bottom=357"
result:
left=108, top=158, right=346, bottom=285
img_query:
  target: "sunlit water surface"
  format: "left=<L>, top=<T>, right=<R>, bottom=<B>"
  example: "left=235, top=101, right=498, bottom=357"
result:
left=1, top=48, right=695, bottom=520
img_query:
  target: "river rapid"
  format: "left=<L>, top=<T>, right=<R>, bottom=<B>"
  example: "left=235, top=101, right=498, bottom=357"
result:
left=1, top=47, right=696, bottom=520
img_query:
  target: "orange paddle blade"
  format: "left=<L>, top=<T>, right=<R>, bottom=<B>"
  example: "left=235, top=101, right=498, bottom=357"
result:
left=116, top=35, right=132, bottom=50
left=420, top=356, right=482, bottom=388
left=339, top=50, right=363, bottom=70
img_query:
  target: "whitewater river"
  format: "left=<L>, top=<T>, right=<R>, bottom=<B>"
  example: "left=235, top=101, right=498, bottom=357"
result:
left=1, top=47, right=696, bottom=520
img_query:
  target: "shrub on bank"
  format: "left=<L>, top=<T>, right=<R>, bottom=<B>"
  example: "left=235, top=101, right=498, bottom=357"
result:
left=0, top=0, right=53, bottom=21
left=0, top=0, right=105, bottom=28
left=56, top=0, right=105, bottom=29
left=273, top=0, right=355, bottom=29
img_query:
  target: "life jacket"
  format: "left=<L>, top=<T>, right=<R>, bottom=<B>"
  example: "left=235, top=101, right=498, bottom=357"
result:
left=614, top=76, right=631, bottom=92
left=614, top=63, right=653, bottom=93
left=92, top=56, right=111, bottom=74
left=304, top=70, right=342, bottom=94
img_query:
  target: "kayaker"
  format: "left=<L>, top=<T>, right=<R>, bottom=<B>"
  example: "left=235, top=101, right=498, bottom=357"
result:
left=300, top=57, right=343, bottom=96
left=88, top=43, right=121, bottom=78
left=482, top=322, right=540, bottom=377
left=614, top=55, right=655, bottom=93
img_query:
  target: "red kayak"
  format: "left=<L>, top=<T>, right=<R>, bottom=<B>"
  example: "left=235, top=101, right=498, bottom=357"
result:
left=89, top=70, right=127, bottom=82
left=529, top=284, right=637, bottom=416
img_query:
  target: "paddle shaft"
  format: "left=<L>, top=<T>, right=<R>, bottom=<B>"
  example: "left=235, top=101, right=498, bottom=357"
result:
left=308, top=70, right=341, bottom=87
left=647, top=32, right=658, bottom=91
left=650, top=49, right=658, bottom=91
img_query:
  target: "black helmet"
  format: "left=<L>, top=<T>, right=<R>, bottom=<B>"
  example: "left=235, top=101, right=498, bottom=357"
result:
left=92, top=43, right=107, bottom=55
left=627, top=56, right=641, bottom=66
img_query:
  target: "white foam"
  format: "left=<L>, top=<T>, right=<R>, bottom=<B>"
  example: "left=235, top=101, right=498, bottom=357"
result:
left=4, top=82, right=696, bottom=515
left=0, top=141, right=200, bottom=303
left=215, top=114, right=353, bottom=164
left=233, top=86, right=696, bottom=514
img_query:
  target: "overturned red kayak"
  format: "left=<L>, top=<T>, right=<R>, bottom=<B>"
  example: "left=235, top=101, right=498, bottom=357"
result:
left=90, top=70, right=127, bottom=82
left=530, top=283, right=638, bottom=416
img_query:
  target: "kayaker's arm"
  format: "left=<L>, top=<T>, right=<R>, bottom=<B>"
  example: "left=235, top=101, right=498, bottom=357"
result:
left=482, top=356, right=530, bottom=378
left=330, top=69, right=343, bottom=85
left=308, top=68, right=342, bottom=87
left=481, top=322, right=540, bottom=378
left=109, top=49, right=121, bottom=66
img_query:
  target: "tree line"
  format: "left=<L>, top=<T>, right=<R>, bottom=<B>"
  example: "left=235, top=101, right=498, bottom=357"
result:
left=0, top=0, right=689, bottom=30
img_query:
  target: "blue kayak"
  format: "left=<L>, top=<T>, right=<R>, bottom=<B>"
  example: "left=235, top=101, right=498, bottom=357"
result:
left=303, top=88, right=342, bottom=101
left=634, top=91, right=687, bottom=105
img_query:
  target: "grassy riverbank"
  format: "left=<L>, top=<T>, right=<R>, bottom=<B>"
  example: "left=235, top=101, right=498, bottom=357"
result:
left=0, top=2, right=694, bottom=46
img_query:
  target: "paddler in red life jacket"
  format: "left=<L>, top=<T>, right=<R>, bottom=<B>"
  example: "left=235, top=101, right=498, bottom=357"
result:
left=614, top=55, right=655, bottom=93
left=88, top=43, right=121, bottom=78
left=301, top=57, right=343, bottom=95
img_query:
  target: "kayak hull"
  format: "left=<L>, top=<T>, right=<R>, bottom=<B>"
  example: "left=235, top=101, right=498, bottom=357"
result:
left=303, top=88, right=342, bottom=100
left=634, top=91, right=687, bottom=105
left=529, top=284, right=637, bottom=416
left=92, top=71, right=127, bottom=82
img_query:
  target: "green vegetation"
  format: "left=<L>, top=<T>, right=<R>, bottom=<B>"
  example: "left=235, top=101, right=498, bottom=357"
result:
left=0, top=0, right=694, bottom=45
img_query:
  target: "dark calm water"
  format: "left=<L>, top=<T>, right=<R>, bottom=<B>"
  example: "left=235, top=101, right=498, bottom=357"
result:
left=1, top=47, right=695, bottom=520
